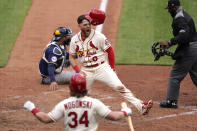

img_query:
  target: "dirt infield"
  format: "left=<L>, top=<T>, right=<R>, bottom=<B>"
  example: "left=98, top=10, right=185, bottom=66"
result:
left=1, top=0, right=197, bottom=130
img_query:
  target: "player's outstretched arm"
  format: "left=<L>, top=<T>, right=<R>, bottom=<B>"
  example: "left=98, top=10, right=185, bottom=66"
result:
left=70, top=54, right=80, bottom=73
left=105, top=107, right=132, bottom=121
left=24, top=101, right=53, bottom=123
left=35, top=112, right=53, bottom=123
left=105, top=46, right=115, bottom=71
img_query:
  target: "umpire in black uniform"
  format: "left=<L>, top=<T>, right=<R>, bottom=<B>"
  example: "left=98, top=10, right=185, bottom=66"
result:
left=159, top=0, right=197, bottom=108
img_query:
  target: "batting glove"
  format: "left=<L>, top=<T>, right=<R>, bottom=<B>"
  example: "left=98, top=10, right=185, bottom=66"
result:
left=121, top=107, right=132, bottom=116
left=24, top=101, right=39, bottom=115
left=24, top=101, right=36, bottom=112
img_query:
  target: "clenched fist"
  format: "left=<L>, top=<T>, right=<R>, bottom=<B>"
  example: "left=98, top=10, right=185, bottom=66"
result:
left=24, top=101, right=35, bottom=112
left=121, top=107, right=132, bottom=116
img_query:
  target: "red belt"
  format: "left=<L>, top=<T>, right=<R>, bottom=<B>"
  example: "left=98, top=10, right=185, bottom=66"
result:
left=85, top=61, right=104, bottom=68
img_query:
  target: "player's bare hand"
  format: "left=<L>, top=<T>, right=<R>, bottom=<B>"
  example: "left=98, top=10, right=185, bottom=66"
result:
left=50, top=82, right=58, bottom=91
left=159, top=40, right=169, bottom=48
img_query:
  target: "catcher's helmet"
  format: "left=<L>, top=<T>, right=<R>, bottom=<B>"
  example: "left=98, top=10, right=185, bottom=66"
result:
left=151, top=42, right=174, bottom=61
left=53, top=27, right=72, bottom=41
left=70, top=73, right=86, bottom=93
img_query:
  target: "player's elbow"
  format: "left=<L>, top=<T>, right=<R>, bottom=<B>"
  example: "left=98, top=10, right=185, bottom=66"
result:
left=36, top=112, right=54, bottom=123
left=39, top=120, right=51, bottom=124
left=40, top=117, right=53, bottom=123
left=105, top=111, right=123, bottom=121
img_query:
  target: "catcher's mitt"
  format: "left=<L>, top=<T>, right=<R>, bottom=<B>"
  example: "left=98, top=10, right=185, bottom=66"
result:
left=151, top=42, right=174, bottom=61
left=85, top=8, right=106, bottom=26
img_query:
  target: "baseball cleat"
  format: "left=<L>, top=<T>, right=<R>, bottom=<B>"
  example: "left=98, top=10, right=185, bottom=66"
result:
left=142, top=100, right=153, bottom=115
left=160, top=100, right=178, bottom=108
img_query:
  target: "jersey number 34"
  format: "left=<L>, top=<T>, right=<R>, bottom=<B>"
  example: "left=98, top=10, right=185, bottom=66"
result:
left=68, top=111, right=89, bottom=128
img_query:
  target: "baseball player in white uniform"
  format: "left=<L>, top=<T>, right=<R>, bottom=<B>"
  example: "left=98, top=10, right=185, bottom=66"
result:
left=24, top=73, right=132, bottom=131
left=69, top=14, right=153, bottom=115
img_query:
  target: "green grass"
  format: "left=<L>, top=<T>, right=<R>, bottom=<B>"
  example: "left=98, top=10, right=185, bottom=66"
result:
left=116, top=0, right=197, bottom=65
left=0, top=0, right=32, bottom=67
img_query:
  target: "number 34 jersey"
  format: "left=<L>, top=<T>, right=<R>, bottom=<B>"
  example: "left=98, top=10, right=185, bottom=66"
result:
left=48, top=96, right=111, bottom=131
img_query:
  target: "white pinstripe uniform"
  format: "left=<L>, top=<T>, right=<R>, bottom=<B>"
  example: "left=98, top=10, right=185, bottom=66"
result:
left=48, top=96, right=111, bottom=131
left=69, top=29, right=144, bottom=113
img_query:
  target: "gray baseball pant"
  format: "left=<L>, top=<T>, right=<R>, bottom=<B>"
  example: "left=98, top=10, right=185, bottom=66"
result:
left=167, top=41, right=197, bottom=100
left=42, top=70, right=76, bottom=84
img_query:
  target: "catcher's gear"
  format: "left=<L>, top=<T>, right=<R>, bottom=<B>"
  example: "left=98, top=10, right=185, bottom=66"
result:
left=70, top=73, right=86, bottom=93
left=85, top=8, right=106, bottom=26
left=152, top=42, right=174, bottom=61
left=53, top=27, right=73, bottom=41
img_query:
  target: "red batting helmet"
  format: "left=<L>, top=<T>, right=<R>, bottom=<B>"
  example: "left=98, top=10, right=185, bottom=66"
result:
left=70, top=73, right=86, bottom=93
left=85, top=8, right=106, bottom=26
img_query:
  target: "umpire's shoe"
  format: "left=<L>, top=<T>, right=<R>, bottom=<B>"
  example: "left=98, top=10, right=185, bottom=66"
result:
left=160, top=100, right=178, bottom=108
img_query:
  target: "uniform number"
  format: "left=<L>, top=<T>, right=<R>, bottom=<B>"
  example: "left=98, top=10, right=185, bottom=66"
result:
left=68, top=111, right=89, bottom=128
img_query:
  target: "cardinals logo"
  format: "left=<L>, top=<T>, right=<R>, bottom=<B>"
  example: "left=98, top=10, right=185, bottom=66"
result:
left=86, top=41, right=98, bottom=56
left=76, top=45, right=84, bottom=57
left=89, top=41, right=98, bottom=50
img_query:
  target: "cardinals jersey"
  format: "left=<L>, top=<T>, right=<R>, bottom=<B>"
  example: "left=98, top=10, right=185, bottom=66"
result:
left=69, top=29, right=111, bottom=67
left=48, top=96, right=111, bottom=131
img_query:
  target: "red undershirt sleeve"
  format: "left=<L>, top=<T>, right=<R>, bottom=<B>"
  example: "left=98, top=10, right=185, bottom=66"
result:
left=105, top=46, right=115, bottom=70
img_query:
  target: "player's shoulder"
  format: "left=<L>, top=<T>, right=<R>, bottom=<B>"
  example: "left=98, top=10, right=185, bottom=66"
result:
left=175, top=10, right=184, bottom=19
left=71, top=32, right=80, bottom=41
left=72, top=33, right=79, bottom=40
left=94, top=30, right=105, bottom=37
left=53, top=47, right=62, bottom=56
left=93, top=30, right=106, bottom=41
left=174, top=7, right=189, bottom=20
left=47, top=41, right=57, bottom=50
left=70, top=33, right=80, bottom=45
left=48, top=42, right=63, bottom=56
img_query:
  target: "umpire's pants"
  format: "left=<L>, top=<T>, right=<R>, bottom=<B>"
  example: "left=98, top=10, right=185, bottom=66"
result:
left=167, top=41, right=197, bottom=100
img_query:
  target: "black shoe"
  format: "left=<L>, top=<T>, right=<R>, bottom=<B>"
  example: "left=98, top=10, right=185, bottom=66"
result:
left=160, top=100, right=178, bottom=108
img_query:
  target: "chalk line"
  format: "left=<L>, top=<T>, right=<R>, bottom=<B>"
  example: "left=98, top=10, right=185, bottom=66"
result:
left=144, top=110, right=197, bottom=121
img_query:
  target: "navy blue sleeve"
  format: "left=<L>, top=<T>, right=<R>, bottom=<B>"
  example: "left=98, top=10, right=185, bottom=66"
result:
left=46, top=47, right=58, bottom=83
left=48, top=63, right=56, bottom=82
